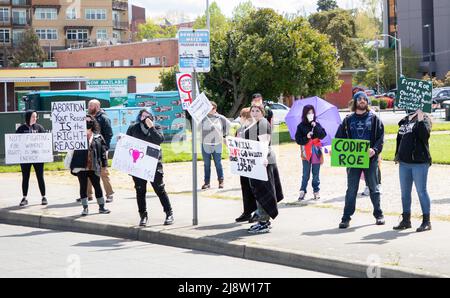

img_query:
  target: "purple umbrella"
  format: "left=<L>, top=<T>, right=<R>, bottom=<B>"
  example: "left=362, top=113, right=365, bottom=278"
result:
left=285, top=96, right=341, bottom=146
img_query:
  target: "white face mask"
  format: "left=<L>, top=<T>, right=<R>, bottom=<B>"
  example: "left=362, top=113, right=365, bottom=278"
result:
left=307, top=114, right=314, bottom=122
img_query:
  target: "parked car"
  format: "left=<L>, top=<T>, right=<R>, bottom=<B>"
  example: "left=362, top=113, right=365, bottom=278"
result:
left=233, top=101, right=290, bottom=125
left=432, top=87, right=450, bottom=106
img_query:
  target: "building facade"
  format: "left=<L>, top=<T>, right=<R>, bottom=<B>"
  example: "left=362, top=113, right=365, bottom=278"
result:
left=383, top=0, right=450, bottom=78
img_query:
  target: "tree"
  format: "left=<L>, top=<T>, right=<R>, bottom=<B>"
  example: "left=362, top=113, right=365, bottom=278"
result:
left=11, top=29, right=47, bottom=67
left=317, top=0, right=338, bottom=11
left=137, top=19, right=177, bottom=40
left=193, top=1, right=229, bottom=38
left=202, top=8, right=342, bottom=117
left=309, top=9, right=367, bottom=68
left=355, top=10, right=381, bottom=41
left=155, top=66, right=178, bottom=91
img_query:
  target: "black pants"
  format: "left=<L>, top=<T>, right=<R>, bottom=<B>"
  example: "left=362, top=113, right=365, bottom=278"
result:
left=240, top=176, right=257, bottom=215
left=77, top=171, right=103, bottom=200
left=21, top=163, right=46, bottom=197
left=132, top=163, right=172, bottom=214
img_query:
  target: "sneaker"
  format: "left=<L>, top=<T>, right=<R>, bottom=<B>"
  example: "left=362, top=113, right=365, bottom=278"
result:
left=19, top=198, right=28, bottom=207
left=218, top=179, right=224, bottom=189
left=81, top=207, right=89, bottom=216
left=248, top=222, right=270, bottom=234
left=41, top=197, right=48, bottom=206
left=339, top=219, right=350, bottom=229
left=201, top=183, right=210, bottom=190
left=248, top=213, right=259, bottom=223
left=164, top=213, right=174, bottom=225
left=313, top=192, right=320, bottom=200
left=139, top=212, right=148, bottom=227
left=99, top=207, right=111, bottom=214
left=106, top=195, right=114, bottom=203
left=298, top=190, right=306, bottom=201
left=361, top=186, right=370, bottom=196
left=376, top=216, right=385, bottom=225
left=235, top=213, right=252, bottom=222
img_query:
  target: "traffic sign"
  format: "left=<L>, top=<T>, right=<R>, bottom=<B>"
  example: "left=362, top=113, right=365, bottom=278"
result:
left=178, top=29, right=210, bottom=73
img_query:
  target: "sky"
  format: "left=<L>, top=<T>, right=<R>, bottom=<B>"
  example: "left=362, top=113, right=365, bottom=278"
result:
left=130, top=0, right=375, bottom=23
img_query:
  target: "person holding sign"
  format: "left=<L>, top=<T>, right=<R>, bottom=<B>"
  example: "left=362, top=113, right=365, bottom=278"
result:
left=335, top=91, right=385, bottom=229
left=16, top=110, right=48, bottom=207
left=126, top=109, right=174, bottom=227
left=295, top=105, right=327, bottom=201
left=393, top=110, right=432, bottom=232
left=245, top=105, right=284, bottom=234
left=69, top=115, right=111, bottom=216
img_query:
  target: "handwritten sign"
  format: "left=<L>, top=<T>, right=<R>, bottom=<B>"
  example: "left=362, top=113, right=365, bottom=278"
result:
left=5, top=133, right=53, bottom=164
left=187, top=92, right=213, bottom=123
left=226, top=137, right=269, bottom=181
left=112, top=134, right=160, bottom=182
left=396, top=77, right=433, bottom=113
left=51, top=101, right=88, bottom=152
left=331, top=138, right=370, bottom=169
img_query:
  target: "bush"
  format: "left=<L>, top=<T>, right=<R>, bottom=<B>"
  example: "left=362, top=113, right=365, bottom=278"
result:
left=380, top=100, right=387, bottom=109
left=371, top=99, right=379, bottom=107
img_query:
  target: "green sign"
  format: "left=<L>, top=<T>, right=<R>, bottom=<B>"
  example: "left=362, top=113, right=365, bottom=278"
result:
left=396, top=77, right=433, bottom=113
left=43, top=62, right=57, bottom=68
left=331, top=138, right=370, bottom=169
left=87, top=79, right=128, bottom=107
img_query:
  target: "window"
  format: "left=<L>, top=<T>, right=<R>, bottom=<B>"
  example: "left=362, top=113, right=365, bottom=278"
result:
left=12, top=30, right=24, bottom=46
left=0, top=8, right=9, bottom=23
left=0, top=29, right=11, bottom=43
left=66, top=8, right=78, bottom=20
left=35, top=8, right=57, bottom=20
left=35, top=29, right=58, bottom=40
left=12, top=10, right=27, bottom=25
left=66, top=29, right=88, bottom=41
left=85, top=9, right=106, bottom=20
left=96, top=29, right=107, bottom=40
left=140, top=57, right=161, bottom=66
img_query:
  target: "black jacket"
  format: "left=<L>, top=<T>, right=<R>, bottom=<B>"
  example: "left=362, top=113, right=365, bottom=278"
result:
left=335, top=111, right=384, bottom=158
left=126, top=122, right=164, bottom=161
left=95, top=111, right=113, bottom=150
left=295, top=122, right=327, bottom=146
left=16, top=123, right=46, bottom=134
left=395, top=114, right=432, bottom=164
left=70, top=134, right=108, bottom=176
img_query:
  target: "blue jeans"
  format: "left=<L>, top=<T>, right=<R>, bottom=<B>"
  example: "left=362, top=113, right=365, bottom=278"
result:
left=399, top=162, right=431, bottom=215
left=202, top=144, right=224, bottom=184
left=301, top=160, right=321, bottom=193
left=342, top=158, right=383, bottom=221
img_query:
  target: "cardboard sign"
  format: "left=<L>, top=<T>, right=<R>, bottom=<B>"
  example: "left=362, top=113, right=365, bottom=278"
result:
left=51, top=101, right=88, bottom=152
left=331, top=138, right=370, bottom=169
left=112, top=134, right=160, bottom=182
left=396, top=77, right=433, bottom=113
left=187, top=92, right=213, bottom=123
left=226, top=137, right=269, bottom=181
left=5, top=133, right=53, bottom=164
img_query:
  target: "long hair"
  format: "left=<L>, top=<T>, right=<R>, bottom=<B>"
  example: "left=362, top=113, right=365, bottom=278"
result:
left=301, top=105, right=316, bottom=125
left=250, top=104, right=266, bottom=117
left=136, top=108, right=154, bottom=122
left=25, top=110, right=37, bottom=126
left=86, top=114, right=100, bottom=134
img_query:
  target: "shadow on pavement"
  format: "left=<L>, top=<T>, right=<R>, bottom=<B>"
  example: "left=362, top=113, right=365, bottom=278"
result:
left=301, top=224, right=374, bottom=236
left=0, top=229, right=61, bottom=238
left=347, top=230, right=416, bottom=245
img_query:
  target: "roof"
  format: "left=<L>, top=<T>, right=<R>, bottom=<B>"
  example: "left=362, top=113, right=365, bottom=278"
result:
left=0, top=77, right=87, bottom=83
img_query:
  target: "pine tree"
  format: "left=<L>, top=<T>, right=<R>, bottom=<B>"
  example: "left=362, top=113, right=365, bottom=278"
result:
left=11, top=29, right=47, bottom=67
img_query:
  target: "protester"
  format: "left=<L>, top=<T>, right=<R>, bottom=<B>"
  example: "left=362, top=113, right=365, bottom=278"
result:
left=295, top=105, right=327, bottom=201
left=335, top=91, right=385, bottom=229
left=200, top=101, right=231, bottom=190
left=69, top=115, right=110, bottom=216
left=251, top=93, right=274, bottom=125
left=84, top=99, right=115, bottom=203
left=245, top=105, right=284, bottom=234
left=235, top=107, right=258, bottom=223
left=126, top=109, right=174, bottom=227
left=16, top=110, right=47, bottom=207
left=393, top=109, right=432, bottom=232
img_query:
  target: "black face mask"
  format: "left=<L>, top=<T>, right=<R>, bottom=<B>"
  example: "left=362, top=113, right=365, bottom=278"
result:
left=86, top=121, right=94, bottom=130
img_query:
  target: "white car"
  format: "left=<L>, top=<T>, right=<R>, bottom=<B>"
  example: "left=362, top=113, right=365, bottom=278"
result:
left=233, top=102, right=290, bottom=125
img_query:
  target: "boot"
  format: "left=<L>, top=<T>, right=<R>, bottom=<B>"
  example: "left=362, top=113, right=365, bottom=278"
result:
left=393, top=213, right=411, bottom=230
left=416, top=214, right=432, bottom=232
left=139, top=212, right=148, bottom=227
left=218, top=178, right=224, bottom=189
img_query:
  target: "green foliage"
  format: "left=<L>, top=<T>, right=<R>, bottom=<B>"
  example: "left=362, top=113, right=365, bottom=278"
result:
left=317, top=0, right=338, bottom=11
left=155, top=66, right=179, bottom=91
left=137, top=19, right=177, bottom=40
left=355, top=10, right=381, bottom=41
left=380, top=99, right=387, bottom=109
left=11, top=29, right=47, bottom=67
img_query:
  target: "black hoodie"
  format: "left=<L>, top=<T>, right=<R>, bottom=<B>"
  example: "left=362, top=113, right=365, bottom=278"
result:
left=395, top=114, right=432, bottom=164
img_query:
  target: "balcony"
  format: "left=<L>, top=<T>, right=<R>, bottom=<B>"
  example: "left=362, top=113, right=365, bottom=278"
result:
left=112, top=0, right=128, bottom=11
left=0, top=19, right=10, bottom=27
left=65, top=39, right=97, bottom=49
left=12, top=0, right=31, bottom=6
left=113, top=20, right=129, bottom=30
left=12, top=16, right=31, bottom=27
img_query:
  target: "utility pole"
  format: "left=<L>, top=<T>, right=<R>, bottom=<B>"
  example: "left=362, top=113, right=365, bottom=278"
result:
left=206, top=0, right=210, bottom=31
left=424, top=24, right=432, bottom=78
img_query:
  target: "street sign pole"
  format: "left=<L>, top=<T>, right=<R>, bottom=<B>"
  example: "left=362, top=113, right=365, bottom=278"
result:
left=192, top=69, right=198, bottom=226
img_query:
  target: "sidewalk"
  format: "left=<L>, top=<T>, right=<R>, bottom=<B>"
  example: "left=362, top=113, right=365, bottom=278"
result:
left=1, top=156, right=450, bottom=278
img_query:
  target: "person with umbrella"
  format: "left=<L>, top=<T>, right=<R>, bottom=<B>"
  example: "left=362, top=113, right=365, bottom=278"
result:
left=295, top=105, right=327, bottom=201
left=335, top=91, right=385, bottom=229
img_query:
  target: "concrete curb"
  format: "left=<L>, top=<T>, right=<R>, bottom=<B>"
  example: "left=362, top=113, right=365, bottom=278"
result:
left=0, top=209, right=445, bottom=278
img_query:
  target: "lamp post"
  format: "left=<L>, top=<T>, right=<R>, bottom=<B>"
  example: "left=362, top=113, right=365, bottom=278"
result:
left=380, top=33, right=402, bottom=112
left=424, top=24, right=432, bottom=78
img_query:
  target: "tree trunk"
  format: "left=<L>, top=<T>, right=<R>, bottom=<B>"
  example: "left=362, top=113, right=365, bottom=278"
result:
left=227, top=75, right=245, bottom=118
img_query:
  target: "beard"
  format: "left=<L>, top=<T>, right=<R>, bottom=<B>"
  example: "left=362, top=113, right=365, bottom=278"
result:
left=357, top=102, right=368, bottom=111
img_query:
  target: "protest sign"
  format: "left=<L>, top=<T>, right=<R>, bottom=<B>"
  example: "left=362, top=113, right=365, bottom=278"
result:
left=396, top=77, right=433, bottom=113
left=5, top=133, right=53, bottom=164
left=331, top=138, right=370, bottom=169
left=226, top=137, right=269, bottom=181
left=112, top=134, right=160, bottom=182
left=176, top=73, right=199, bottom=110
left=187, top=92, right=213, bottom=123
left=51, top=101, right=88, bottom=152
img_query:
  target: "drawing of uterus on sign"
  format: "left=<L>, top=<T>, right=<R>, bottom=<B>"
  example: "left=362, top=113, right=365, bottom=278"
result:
left=129, top=148, right=145, bottom=163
